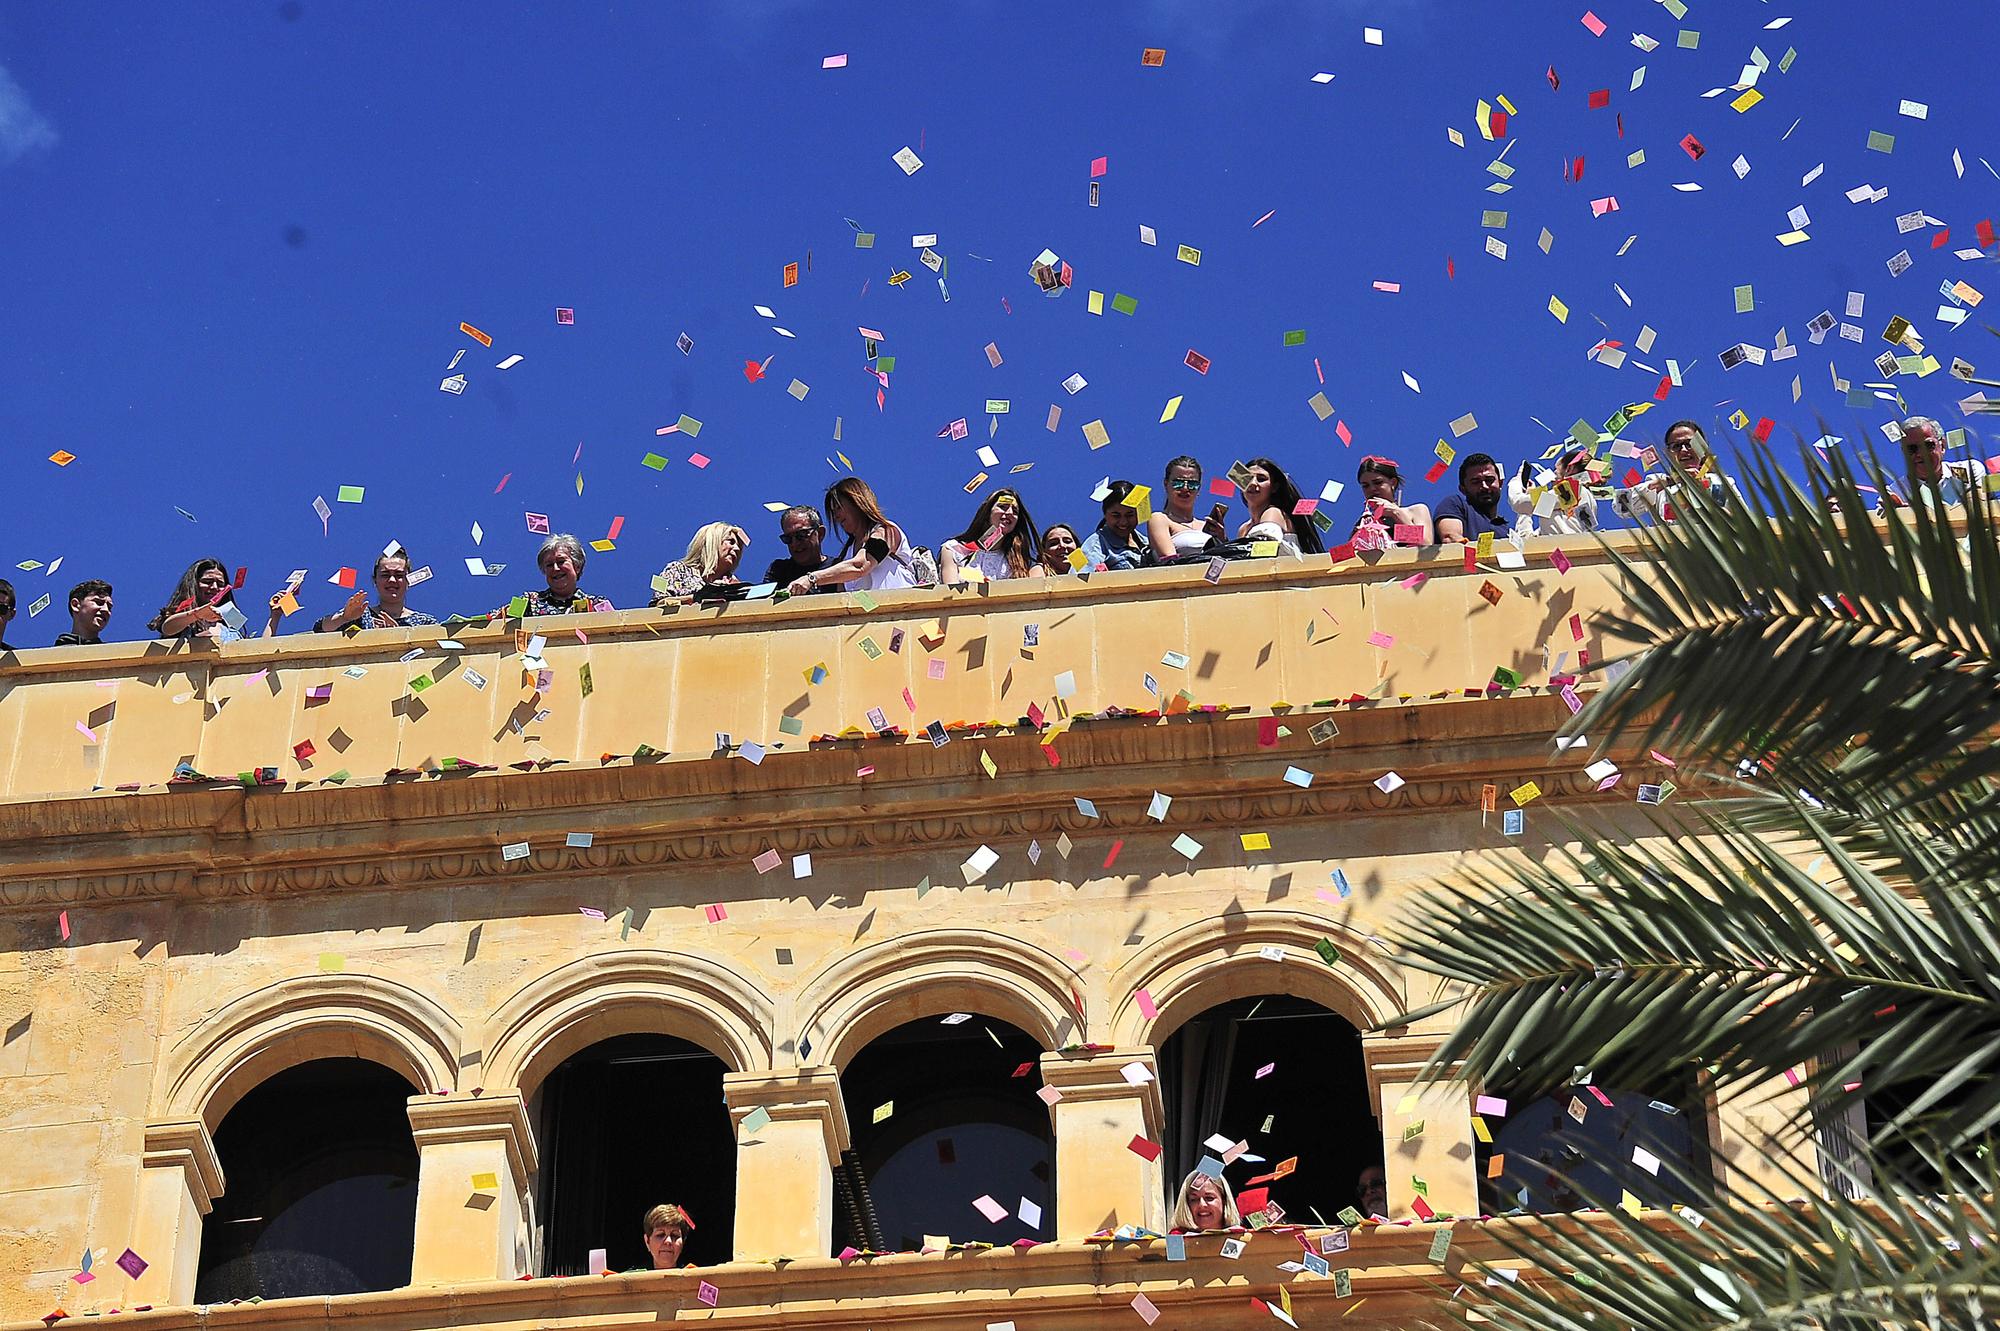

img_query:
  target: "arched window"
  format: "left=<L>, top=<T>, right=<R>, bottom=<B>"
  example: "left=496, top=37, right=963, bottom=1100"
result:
left=836, top=1015, right=1052, bottom=1252
left=532, top=1033, right=734, bottom=1273
left=1476, top=1072, right=1714, bottom=1214
left=194, top=1059, right=418, bottom=1302
left=1156, top=994, right=1375, bottom=1225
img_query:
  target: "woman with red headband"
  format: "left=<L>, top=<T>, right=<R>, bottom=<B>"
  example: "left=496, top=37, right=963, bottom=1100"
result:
left=1351, top=456, right=1432, bottom=548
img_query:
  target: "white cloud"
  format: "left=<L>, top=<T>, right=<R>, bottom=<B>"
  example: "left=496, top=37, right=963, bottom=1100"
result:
left=0, top=62, right=56, bottom=164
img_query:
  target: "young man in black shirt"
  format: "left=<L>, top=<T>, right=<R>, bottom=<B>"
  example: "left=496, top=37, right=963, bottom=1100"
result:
left=54, top=578, right=114, bottom=646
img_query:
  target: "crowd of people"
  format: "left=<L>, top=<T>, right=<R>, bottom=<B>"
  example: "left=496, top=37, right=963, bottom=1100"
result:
left=0, top=418, right=1981, bottom=653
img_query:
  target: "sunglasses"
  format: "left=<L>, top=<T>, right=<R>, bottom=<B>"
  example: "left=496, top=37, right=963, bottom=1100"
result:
left=781, top=526, right=822, bottom=543
left=0, top=602, right=14, bottom=618
left=1168, top=479, right=1200, bottom=491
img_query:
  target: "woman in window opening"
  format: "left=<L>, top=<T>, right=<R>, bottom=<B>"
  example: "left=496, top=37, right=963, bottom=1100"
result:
left=508, top=534, right=614, bottom=616
left=788, top=477, right=920, bottom=595
left=1351, top=456, right=1433, bottom=548
left=649, top=522, right=750, bottom=606
left=1169, top=1168, right=1242, bottom=1232
left=1146, top=455, right=1229, bottom=561
left=149, top=558, right=281, bottom=643
left=939, top=487, right=1046, bottom=583
left=640, top=1202, right=691, bottom=1270
left=1235, top=457, right=1326, bottom=555
left=309, top=549, right=440, bottom=631
left=1040, top=522, right=1082, bottom=575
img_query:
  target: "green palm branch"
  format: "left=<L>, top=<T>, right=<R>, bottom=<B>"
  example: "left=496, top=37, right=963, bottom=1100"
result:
left=1387, top=435, right=2000, bottom=1328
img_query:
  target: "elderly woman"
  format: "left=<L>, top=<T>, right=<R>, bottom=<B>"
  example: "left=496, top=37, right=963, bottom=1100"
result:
left=641, top=1202, right=691, bottom=1270
left=149, top=558, right=280, bottom=643
left=1169, top=1169, right=1241, bottom=1232
left=940, top=488, right=1045, bottom=582
left=509, top=534, right=613, bottom=616
left=650, top=522, right=750, bottom=606
left=1613, top=420, right=1743, bottom=523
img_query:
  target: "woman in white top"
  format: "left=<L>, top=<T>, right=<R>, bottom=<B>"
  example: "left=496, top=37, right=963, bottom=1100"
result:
left=1507, top=448, right=1599, bottom=536
left=1351, top=455, right=1433, bottom=548
left=1147, top=455, right=1229, bottom=560
left=789, top=477, right=918, bottom=594
left=940, top=488, right=1047, bottom=582
left=1235, top=457, right=1325, bottom=555
left=1612, top=420, right=1743, bottom=524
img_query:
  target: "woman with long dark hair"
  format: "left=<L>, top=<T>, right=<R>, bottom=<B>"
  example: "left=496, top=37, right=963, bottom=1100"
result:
left=1234, top=457, right=1325, bottom=555
left=149, top=558, right=278, bottom=643
left=940, top=488, right=1045, bottom=582
left=787, top=477, right=919, bottom=593
left=1146, top=454, right=1228, bottom=560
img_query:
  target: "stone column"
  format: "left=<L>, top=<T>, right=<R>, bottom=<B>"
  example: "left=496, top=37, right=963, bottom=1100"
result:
left=406, top=1093, right=538, bottom=1284
left=131, top=1121, right=224, bottom=1309
left=1039, top=1047, right=1165, bottom=1237
left=723, top=1067, right=849, bottom=1261
left=1362, top=1033, right=1478, bottom=1219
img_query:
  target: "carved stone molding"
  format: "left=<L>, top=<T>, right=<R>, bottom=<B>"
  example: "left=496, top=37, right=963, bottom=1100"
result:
left=406, top=1093, right=538, bottom=1194
left=141, top=1120, right=226, bottom=1214
left=1, top=703, right=1694, bottom=914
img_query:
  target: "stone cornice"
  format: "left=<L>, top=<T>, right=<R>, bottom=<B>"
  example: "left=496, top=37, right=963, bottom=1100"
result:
left=140, top=1121, right=225, bottom=1215
left=723, top=1067, right=852, bottom=1156
left=0, top=697, right=1695, bottom=914
left=405, top=1093, right=538, bottom=1193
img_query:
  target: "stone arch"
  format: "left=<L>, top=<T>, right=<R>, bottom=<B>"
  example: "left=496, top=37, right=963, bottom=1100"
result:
left=798, top=928, right=1080, bottom=1069
left=1108, top=909, right=1408, bottom=1049
left=157, top=973, right=462, bottom=1131
left=480, top=950, right=775, bottom=1096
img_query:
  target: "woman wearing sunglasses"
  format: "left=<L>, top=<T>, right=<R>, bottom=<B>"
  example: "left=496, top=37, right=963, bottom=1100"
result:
left=1146, top=455, right=1229, bottom=560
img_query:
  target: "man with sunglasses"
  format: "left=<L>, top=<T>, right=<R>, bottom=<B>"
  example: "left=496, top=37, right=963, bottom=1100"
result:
left=763, top=505, right=834, bottom=592
left=1895, top=416, right=1988, bottom=509
left=0, top=578, right=16, bottom=651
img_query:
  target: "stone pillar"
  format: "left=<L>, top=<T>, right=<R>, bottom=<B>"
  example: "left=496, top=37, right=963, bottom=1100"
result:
left=1039, top=1047, right=1165, bottom=1237
left=723, top=1067, right=849, bottom=1261
left=1707, top=1073, right=1823, bottom=1200
left=406, top=1093, right=538, bottom=1284
left=1362, top=1033, right=1478, bottom=1219
left=131, top=1121, right=224, bottom=1309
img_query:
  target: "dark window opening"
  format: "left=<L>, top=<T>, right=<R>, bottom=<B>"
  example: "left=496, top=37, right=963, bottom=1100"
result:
left=533, top=1033, right=734, bottom=1273
left=1476, top=1071, right=1713, bottom=1214
left=835, top=1016, right=1052, bottom=1253
left=1157, top=995, right=1375, bottom=1226
left=195, top=1058, right=419, bottom=1303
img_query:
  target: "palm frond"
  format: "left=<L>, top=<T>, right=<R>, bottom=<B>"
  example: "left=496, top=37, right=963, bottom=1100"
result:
left=1387, top=795, right=2000, bottom=1155
left=1440, top=1134, right=2000, bottom=1331
left=1575, top=436, right=2000, bottom=807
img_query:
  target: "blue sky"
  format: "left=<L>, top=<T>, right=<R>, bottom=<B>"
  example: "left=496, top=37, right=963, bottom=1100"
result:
left=1, top=1, right=1994, bottom=634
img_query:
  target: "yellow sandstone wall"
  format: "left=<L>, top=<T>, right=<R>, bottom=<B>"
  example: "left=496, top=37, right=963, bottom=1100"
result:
left=0, top=534, right=1792, bottom=1328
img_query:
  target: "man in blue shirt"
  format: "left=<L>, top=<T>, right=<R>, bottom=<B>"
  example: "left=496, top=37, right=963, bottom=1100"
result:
left=1434, top=453, right=1519, bottom=544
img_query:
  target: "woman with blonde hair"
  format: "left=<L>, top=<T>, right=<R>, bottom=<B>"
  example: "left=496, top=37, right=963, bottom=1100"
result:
left=787, top=477, right=920, bottom=594
left=1169, top=1168, right=1241, bottom=1232
left=650, top=522, right=750, bottom=606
